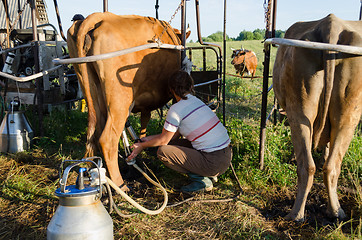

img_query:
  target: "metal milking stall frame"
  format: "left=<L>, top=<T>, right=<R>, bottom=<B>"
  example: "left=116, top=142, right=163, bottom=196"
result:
left=0, top=0, right=225, bottom=138
left=258, top=0, right=362, bottom=169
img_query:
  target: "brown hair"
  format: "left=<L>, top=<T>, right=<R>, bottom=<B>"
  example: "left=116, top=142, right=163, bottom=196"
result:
left=168, top=70, right=195, bottom=100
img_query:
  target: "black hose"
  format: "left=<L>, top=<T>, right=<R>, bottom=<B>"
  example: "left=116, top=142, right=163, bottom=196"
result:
left=52, top=0, right=67, bottom=42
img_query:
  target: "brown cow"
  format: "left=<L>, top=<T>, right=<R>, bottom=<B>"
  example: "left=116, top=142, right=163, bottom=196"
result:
left=273, top=14, right=362, bottom=221
left=67, top=12, right=185, bottom=187
left=231, top=48, right=257, bottom=79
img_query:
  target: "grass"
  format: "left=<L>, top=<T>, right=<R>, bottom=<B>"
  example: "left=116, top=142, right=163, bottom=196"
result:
left=0, top=40, right=361, bottom=239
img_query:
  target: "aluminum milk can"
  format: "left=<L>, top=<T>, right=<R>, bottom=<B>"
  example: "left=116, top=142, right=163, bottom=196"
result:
left=47, top=159, right=113, bottom=240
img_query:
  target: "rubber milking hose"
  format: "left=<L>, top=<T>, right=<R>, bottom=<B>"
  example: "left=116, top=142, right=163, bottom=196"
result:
left=106, top=164, right=168, bottom=215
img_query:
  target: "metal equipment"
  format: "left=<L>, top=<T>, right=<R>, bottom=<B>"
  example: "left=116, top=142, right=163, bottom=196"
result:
left=0, top=97, right=33, bottom=153
left=47, top=158, right=114, bottom=240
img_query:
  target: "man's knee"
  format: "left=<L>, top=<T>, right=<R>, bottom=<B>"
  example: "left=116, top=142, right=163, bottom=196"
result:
left=157, top=145, right=170, bottom=163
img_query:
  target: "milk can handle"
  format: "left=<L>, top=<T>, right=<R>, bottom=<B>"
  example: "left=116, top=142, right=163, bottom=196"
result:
left=59, top=157, right=103, bottom=194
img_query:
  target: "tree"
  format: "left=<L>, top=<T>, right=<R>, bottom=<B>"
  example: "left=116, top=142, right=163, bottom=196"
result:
left=253, top=29, right=265, bottom=40
left=202, top=31, right=230, bottom=42
left=200, top=29, right=285, bottom=42
left=275, top=30, right=285, bottom=38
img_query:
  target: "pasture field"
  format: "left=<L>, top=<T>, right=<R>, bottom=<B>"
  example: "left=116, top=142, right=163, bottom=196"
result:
left=0, top=40, right=361, bottom=239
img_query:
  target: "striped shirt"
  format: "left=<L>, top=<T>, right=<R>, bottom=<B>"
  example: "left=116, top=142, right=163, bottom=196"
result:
left=164, top=94, right=230, bottom=152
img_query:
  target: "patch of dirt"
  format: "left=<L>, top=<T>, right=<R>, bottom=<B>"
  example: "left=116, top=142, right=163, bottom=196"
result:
left=260, top=182, right=361, bottom=239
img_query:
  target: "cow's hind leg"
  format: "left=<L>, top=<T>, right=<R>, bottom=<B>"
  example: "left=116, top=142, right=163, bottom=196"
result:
left=98, top=111, right=129, bottom=189
left=285, top=114, right=316, bottom=221
left=323, top=116, right=360, bottom=219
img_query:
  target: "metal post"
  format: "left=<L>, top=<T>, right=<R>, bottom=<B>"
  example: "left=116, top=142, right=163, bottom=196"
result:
left=2, top=0, right=11, bottom=48
left=103, top=0, right=108, bottom=12
left=271, top=0, right=277, bottom=38
left=222, top=0, right=226, bottom=125
left=17, top=0, right=22, bottom=29
left=360, top=0, right=362, bottom=20
left=30, top=0, right=43, bottom=136
left=155, top=0, right=159, bottom=19
left=259, top=0, right=276, bottom=170
left=181, top=0, right=187, bottom=64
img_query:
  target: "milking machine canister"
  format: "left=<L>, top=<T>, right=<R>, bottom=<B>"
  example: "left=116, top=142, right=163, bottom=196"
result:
left=0, top=98, right=33, bottom=153
left=47, top=157, right=113, bottom=240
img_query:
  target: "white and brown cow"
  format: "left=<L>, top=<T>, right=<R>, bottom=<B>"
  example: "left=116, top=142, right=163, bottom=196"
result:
left=67, top=13, right=185, bottom=188
left=273, top=14, right=362, bottom=221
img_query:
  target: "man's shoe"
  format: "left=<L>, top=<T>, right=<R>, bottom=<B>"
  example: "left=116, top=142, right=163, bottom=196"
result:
left=181, top=173, right=213, bottom=193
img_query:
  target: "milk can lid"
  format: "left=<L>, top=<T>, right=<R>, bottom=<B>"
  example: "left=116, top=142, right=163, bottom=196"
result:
left=55, top=185, right=99, bottom=197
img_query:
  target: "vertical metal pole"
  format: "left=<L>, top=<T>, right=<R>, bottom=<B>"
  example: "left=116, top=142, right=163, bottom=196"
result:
left=222, top=0, right=226, bottom=125
left=103, top=0, right=108, bottom=12
left=259, top=0, right=275, bottom=170
left=3, top=0, right=11, bottom=48
left=181, top=0, right=187, bottom=64
left=272, top=0, right=277, bottom=125
left=31, top=0, right=38, bottom=41
left=360, top=0, right=362, bottom=20
left=202, top=48, right=206, bottom=71
left=155, top=0, right=159, bottom=19
left=272, top=0, right=277, bottom=38
left=30, top=0, right=43, bottom=136
left=17, top=0, right=22, bottom=29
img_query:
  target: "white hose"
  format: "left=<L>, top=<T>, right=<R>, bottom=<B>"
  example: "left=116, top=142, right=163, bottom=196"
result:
left=105, top=163, right=168, bottom=215
left=0, top=65, right=62, bottom=82
left=53, top=43, right=184, bottom=65
left=265, top=38, right=362, bottom=55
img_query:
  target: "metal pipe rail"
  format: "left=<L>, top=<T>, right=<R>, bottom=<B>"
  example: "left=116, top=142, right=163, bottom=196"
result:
left=0, top=43, right=33, bottom=55
left=194, top=78, right=221, bottom=87
left=265, top=38, right=362, bottom=55
left=0, top=65, right=62, bottom=82
left=52, top=43, right=184, bottom=65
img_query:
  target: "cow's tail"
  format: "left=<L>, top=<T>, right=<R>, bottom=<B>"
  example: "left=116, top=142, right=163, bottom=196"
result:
left=75, top=13, right=111, bottom=157
left=313, top=19, right=339, bottom=149
left=313, top=51, right=335, bottom=149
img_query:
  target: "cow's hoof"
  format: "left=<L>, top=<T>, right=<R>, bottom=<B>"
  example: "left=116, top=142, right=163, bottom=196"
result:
left=285, top=212, right=305, bottom=222
left=326, top=207, right=347, bottom=220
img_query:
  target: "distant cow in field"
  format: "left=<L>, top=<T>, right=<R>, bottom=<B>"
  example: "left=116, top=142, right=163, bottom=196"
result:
left=273, top=14, right=362, bottom=221
left=67, top=13, right=186, bottom=188
left=231, top=48, right=257, bottom=79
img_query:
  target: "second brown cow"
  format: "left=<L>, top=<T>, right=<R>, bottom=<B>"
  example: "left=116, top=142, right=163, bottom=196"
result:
left=231, top=48, right=258, bottom=79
